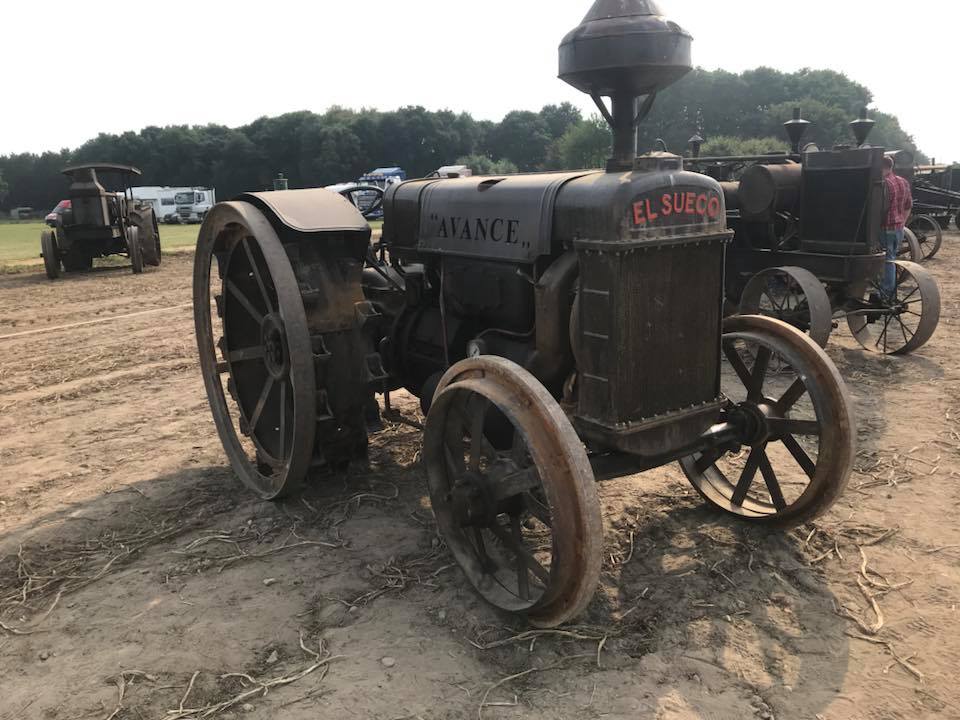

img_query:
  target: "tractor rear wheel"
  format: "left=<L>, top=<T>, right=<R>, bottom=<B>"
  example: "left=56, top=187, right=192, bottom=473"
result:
left=41, top=230, right=60, bottom=280
left=847, top=260, right=940, bottom=355
left=194, top=201, right=377, bottom=500
left=126, top=226, right=144, bottom=274
left=739, top=266, right=833, bottom=347
left=680, top=315, right=854, bottom=528
left=424, top=356, right=603, bottom=627
left=907, top=215, right=943, bottom=260
left=130, top=207, right=161, bottom=267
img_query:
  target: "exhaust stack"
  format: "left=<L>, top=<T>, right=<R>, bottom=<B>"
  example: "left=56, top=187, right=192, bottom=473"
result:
left=784, top=108, right=811, bottom=155
left=559, top=0, right=693, bottom=171
left=850, top=107, right=876, bottom=147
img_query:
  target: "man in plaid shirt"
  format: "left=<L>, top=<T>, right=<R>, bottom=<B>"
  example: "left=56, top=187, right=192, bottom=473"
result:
left=880, top=156, right=913, bottom=296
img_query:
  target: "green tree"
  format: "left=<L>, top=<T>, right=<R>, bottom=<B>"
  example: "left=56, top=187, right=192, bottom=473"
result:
left=0, top=169, right=7, bottom=202
left=456, top=155, right=519, bottom=176
left=488, top=111, right=552, bottom=171
left=552, top=116, right=611, bottom=169
left=539, top=103, right=583, bottom=139
left=700, top=136, right=789, bottom=156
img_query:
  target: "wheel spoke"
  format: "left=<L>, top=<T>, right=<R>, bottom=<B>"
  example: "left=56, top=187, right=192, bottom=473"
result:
left=444, top=443, right=466, bottom=476
left=473, top=528, right=493, bottom=572
left=523, top=492, right=552, bottom=527
left=468, top=398, right=488, bottom=472
left=768, top=418, right=820, bottom=437
left=487, top=522, right=550, bottom=584
left=758, top=451, right=788, bottom=511
left=226, top=279, right=264, bottom=325
left=242, top=237, right=275, bottom=314
left=780, top=433, right=816, bottom=478
left=778, top=379, right=807, bottom=411
left=731, top=446, right=764, bottom=506
left=723, top=342, right=753, bottom=388
left=749, top=347, right=771, bottom=400
left=695, top=447, right=724, bottom=474
left=228, top=346, right=266, bottom=363
left=248, top=376, right=274, bottom=432
left=511, top=514, right=531, bottom=601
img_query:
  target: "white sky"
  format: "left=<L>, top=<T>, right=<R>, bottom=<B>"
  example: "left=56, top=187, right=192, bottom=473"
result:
left=2, top=0, right=958, bottom=162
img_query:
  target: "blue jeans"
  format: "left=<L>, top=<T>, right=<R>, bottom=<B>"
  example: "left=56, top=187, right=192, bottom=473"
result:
left=881, top=229, right=902, bottom=297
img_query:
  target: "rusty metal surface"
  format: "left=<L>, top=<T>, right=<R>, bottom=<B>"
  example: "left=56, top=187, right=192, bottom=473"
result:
left=846, top=261, right=941, bottom=355
left=423, top=356, right=603, bottom=628
left=236, top=189, right=371, bottom=234
left=680, top=315, right=855, bottom=528
left=739, top=266, right=833, bottom=348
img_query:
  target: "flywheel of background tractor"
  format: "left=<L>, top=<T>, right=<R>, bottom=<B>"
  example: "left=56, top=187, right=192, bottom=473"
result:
left=193, top=202, right=317, bottom=499
left=423, top=356, right=603, bottom=628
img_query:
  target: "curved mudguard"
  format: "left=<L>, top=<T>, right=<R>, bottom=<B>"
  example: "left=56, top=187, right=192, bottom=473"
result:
left=236, top=189, right=371, bottom=237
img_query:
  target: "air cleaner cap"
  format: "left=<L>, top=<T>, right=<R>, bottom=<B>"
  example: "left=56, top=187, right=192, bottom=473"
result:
left=559, top=0, right=693, bottom=97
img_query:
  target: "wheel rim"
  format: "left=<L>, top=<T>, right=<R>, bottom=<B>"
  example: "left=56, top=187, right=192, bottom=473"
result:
left=908, top=215, right=943, bottom=260
left=680, top=316, right=854, bottom=527
left=739, top=266, right=833, bottom=347
left=846, top=260, right=941, bottom=355
left=424, top=356, right=602, bottom=627
left=898, top=228, right=921, bottom=262
left=193, top=202, right=316, bottom=499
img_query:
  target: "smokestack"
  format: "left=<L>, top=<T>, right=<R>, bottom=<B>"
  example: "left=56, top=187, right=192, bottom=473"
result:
left=783, top=108, right=811, bottom=155
left=850, top=108, right=875, bottom=147
left=559, top=1, right=693, bottom=171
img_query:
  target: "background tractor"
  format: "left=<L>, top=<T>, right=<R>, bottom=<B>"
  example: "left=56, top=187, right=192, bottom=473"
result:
left=41, top=163, right=161, bottom=279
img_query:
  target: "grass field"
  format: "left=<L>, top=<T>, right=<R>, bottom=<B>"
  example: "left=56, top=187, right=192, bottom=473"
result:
left=0, top=221, right=201, bottom=267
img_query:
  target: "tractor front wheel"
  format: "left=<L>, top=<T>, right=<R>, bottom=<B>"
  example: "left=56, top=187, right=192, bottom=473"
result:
left=41, top=230, right=60, bottom=280
left=127, top=226, right=144, bottom=274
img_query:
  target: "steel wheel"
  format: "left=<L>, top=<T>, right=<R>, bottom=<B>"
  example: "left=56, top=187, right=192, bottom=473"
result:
left=126, top=226, right=143, bottom=274
left=424, top=356, right=603, bottom=628
left=847, top=260, right=941, bottom=355
left=193, top=202, right=316, bottom=499
left=908, top=215, right=943, bottom=260
left=680, top=316, right=854, bottom=528
left=955, top=211, right=960, bottom=232
left=41, top=230, right=60, bottom=280
left=898, top=228, right=922, bottom=262
left=739, top=266, right=833, bottom=347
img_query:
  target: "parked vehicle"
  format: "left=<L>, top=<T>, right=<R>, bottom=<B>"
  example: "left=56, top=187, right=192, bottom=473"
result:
left=45, top=200, right=71, bottom=227
left=174, top=188, right=216, bottom=223
left=131, top=186, right=216, bottom=224
left=42, top=164, right=160, bottom=279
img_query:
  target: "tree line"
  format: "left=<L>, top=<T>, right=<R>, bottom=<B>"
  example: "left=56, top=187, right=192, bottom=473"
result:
left=0, top=67, right=927, bottom=214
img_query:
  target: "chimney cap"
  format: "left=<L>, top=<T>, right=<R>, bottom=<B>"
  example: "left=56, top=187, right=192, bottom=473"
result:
left=559, top=0, right=693, bottom=98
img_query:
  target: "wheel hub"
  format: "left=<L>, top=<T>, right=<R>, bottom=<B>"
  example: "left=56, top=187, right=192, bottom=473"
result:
left=260, top=313, right=289, bottom=380
left=731, top=400, right=779, bottom=446
left=450, top=471, right=498, bottom=527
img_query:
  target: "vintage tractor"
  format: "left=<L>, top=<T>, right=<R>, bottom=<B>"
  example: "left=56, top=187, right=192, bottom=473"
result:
left=193, top=0, right=856, bottom=627
left=41, top=164, right=161, bottom=279
left=689, top=114, right=942, bottom=356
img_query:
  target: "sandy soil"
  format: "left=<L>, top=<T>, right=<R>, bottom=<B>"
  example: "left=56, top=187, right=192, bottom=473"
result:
left=0, top=239, right=957, bottom=720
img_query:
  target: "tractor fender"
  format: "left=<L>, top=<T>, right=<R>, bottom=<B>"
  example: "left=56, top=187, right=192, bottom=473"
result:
left=234, top=189, right=371, bottom=238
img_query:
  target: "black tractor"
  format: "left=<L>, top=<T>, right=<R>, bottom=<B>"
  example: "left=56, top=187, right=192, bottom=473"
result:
left=41, top=163, right=161, bottom=279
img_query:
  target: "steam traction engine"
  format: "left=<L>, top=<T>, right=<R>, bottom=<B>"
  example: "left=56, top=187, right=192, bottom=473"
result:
left=193, top=0, right=855, bottom=627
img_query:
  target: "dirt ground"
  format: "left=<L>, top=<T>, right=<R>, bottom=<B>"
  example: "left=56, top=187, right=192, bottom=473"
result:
left=0, top=238, right=958, bottom=720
